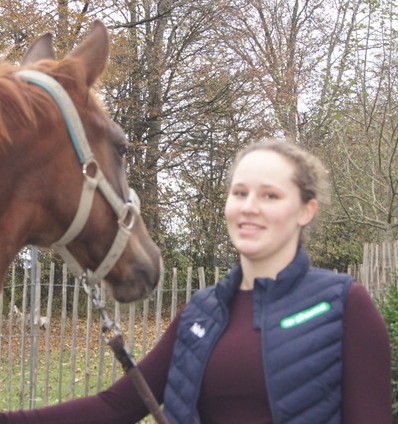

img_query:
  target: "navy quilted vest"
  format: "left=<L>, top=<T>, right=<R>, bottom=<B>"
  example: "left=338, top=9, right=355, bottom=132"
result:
left=163, top=248, right=353, bottom=424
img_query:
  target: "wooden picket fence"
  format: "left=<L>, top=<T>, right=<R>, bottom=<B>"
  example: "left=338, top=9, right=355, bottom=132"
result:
left=0, top=241, right=396, bottom=416
left=347, top=241, right=398, bottom=297
left=0, top=259, right=227, bottom=416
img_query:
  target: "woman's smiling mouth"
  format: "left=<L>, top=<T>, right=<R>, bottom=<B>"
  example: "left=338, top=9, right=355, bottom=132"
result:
left=238, top=222, right=265, bottom=235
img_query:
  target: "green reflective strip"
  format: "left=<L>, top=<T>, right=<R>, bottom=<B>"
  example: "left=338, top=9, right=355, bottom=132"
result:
left=280, top=302, right=331, bottom=329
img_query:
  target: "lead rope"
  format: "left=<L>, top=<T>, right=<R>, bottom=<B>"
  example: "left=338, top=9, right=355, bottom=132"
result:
left=81, top=276, right=170, bottom=424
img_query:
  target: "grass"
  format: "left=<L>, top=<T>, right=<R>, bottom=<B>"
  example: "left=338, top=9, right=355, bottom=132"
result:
left=0, top=350, right=116, bottom=408
left=0, top=319, right=159, bottom=423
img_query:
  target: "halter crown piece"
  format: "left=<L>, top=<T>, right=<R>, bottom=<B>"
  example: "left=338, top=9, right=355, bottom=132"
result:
left=16, top=69, right=141, bottom=289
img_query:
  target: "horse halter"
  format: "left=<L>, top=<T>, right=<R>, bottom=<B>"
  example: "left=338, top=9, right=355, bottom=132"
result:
left=16, top=69, right=141, bottom=288
left=16, top=70, right=169, bottom=424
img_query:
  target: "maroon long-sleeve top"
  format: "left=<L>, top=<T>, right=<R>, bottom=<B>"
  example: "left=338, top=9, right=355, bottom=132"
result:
left=0, top=282, right=392, bottom=423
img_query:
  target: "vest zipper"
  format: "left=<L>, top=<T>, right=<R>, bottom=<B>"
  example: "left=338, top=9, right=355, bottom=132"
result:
left=260, top=290, right=280, bottom=424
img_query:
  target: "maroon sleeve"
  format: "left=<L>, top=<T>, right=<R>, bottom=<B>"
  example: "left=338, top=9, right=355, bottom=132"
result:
left=0, top=314, right=180, bottom=424
left=342, top=281, right=392, bottom=423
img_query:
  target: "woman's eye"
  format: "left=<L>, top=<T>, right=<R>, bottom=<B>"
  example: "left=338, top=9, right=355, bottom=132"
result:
left=233, top=190, right=247, bottom=197
left=264, top=193, right=278, bottom=199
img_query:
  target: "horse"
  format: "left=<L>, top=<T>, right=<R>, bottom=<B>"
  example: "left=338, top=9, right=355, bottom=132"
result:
left=0, top=20, right=162, bottom=303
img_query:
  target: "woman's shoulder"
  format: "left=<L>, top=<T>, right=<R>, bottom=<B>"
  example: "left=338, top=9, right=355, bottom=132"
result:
left=309, top=266, right=354, bottom=281
left=345, top=280, right=380, bottom=312
left=306, top=267, right=355, bottom=298
left=344, top=281, right=387, bottom=334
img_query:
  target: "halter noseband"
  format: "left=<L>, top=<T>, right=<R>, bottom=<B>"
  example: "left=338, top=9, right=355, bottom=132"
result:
left=16, top=69, right=140, bottom=288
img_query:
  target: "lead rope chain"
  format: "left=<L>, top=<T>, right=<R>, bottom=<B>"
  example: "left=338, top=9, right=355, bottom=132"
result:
left=81, top=276, right=170, bottom=424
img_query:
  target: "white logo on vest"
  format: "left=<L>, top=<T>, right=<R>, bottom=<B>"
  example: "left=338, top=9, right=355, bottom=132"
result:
left=190, top=322, right=206, bottom=338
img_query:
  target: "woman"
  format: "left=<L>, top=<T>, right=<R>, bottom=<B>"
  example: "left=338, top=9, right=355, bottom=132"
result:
left=1, top=139, right=392, bottom=423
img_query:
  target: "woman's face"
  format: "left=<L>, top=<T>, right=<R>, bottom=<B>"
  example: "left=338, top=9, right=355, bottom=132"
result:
left=225, top=150, right=317, bottom=270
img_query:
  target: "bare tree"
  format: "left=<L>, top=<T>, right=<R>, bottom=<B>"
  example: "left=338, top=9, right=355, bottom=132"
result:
left=213, top=0, right=332, bottom=141
left=6, top=0, right=397, bottom=269
left=314, top=1, right=398, bottom=242
left=100, top=0, right=258, bottom=264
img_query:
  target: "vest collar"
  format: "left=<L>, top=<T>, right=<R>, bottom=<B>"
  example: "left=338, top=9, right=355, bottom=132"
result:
left=215, top=247, right=310, bottom=306
left=215, top=263, right=243, bottom=307
left=253, top=246, right=310, bottom=301
left=251, top=247, right=310, bottom=330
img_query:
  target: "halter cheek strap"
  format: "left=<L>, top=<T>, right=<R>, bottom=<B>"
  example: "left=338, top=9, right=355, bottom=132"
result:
left=16, top=69, right=140, bottom=286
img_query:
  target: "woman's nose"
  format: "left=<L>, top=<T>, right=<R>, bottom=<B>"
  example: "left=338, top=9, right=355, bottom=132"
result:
left=241, top=194, right=260, bottom=214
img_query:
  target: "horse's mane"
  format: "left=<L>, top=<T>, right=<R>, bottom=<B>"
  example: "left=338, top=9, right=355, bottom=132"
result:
left=0, top=58, right=90, bottom=147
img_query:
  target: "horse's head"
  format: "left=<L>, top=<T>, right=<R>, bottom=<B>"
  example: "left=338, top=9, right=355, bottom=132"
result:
left=0, top=21, right=162, bottom=302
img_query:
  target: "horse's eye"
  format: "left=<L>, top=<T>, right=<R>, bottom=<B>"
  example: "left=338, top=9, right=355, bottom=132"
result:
left=117, top=144, right=128, bottom=158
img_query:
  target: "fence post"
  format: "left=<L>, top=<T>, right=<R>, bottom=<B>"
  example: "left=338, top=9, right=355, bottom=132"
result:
left=155, top=275, right=164, bottom=342
left=170, top=268, right=178, bottom=321
left=186, top=267, right=193, bottom=303
left=29, top=246, right=40, bottom=409
left=20, top=262, right=29, bottom=408
left=84, top=284, right=93, bottom=396
left=70, top=277, right=80, bottom=398
left=43, top=262, right=55, bottom=405
left=198, top=267, right=206, bottom=289
left=96, top=281, right=107, bottom=392
left=6, top=264, right=16, bottom=409
left=57, top=264, right=68, bottom=401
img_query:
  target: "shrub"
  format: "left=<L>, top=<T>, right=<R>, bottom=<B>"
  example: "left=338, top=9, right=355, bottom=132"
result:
left=377, top=284, right=398, bottom=422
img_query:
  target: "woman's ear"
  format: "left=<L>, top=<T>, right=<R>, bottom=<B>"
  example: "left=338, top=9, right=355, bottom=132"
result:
left=299, top=198, right=318, bottom=226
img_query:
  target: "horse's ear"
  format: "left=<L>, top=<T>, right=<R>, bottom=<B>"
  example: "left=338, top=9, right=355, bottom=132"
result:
left=21, top=33, right=55, bottom=65
left=67, top=20, right=109, bottom=88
